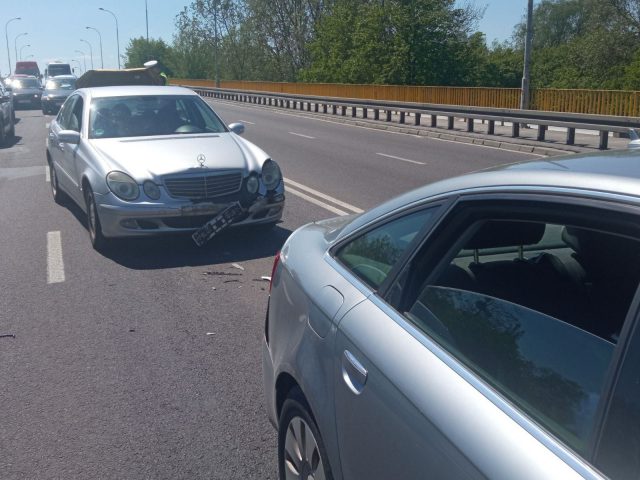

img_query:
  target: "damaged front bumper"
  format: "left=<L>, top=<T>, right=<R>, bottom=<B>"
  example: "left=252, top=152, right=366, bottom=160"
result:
left=96, top=190, right=285, bottom=238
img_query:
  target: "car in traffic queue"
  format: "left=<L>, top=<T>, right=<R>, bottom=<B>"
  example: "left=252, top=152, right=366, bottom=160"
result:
left=41, top=75, right=76, bottom=114
left=46, top=83, right=284, bottom=250
left=11, top=75, right=43, bottom=109
left=263, top=149, right=640, bottom=480
left=0, top=81, right=16, bottom=146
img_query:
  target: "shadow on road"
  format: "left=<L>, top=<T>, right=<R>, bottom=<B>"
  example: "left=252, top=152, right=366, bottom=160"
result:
left=102, top=226, right=292, bottom=270
left=59, top=195, right=291, bottom=269
left=0, top=135, right=23, bottom=149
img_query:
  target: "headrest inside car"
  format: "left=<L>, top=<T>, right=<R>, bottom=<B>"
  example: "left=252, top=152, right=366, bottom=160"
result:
left=465, top=220, right=545, bottom=250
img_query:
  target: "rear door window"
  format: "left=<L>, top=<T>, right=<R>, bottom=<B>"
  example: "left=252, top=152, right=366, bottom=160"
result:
left=391, top=203, right=640, bottom=456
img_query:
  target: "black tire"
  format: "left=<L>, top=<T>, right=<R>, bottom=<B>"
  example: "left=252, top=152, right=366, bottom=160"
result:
left=85, top=186, right=109, bottom=251
left=0, top=119, right=6, bottom=147
left=48, top=160, right=65, bottom=204
left=278, top=391, right=333, bottom=480
left=8, top=116, right=14, bottom=138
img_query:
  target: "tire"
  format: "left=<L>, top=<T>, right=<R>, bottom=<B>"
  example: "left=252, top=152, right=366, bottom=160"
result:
left=278, top=392, right=333, bottom=480
left=85, top=186, right=109, bottom=250
left=8, top=116, right=14, bottom=138
left=48, top=161, right=65, bottom=204
left=0, top=120, right=6, bottom=147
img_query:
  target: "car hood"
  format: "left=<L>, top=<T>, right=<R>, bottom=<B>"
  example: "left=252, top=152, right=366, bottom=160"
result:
left=90, top=133, right=263, bottom=180
left=44, top=89, right=73, bottom=97
left=13, top=87, right=41, bottom=94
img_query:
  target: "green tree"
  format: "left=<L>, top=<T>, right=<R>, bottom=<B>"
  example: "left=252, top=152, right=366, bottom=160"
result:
left=123, top=37, right=175, bottom=76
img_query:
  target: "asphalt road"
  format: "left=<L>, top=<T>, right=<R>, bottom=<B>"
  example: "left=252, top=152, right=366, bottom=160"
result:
left=0, top=102, right=534, bottom=479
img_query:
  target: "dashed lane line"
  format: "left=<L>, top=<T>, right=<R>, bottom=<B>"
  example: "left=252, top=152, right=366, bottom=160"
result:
left=286, top=187, right=349, bottom=216
left=45, top=165, right=50, bottom=182
left=47, top=231, right=65, bottom=284
left=238, top=119, right=255, bottom=125
left=376, top=152, right=425, bottom=165
left=288, top=132, right=316, bottom=139
left=285, top=178, right=363, bottom=214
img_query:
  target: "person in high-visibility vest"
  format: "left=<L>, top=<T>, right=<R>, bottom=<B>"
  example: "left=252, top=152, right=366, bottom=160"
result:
left=143, top=60, right=167, bottom=85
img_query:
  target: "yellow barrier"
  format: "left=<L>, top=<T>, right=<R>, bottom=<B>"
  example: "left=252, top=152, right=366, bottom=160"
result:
left=172, top=79, right=640, bottom=117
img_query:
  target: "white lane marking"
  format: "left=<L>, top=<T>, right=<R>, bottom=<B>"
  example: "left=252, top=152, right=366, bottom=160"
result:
left=376, top=152, right=425, bottom=165
left=47, top=231, right=65, bottom=284
left=45, top=123, right=50, bottom=128
left=288, top=132, right=315, bottom=139
left=285, top=178, right=363, bottom=214
left=238, top=119, right=255, bottom=125
left=45, top=165, right=50, bottom=183
left=286, top=187, right=349, bottom=216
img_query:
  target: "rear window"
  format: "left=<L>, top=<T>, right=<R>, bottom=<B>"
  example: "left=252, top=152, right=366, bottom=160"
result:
left=48, top=64, right=72, bottom=77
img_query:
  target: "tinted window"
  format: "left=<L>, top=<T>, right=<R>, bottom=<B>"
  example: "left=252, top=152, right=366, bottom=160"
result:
left=398, top=215, right=640, bottom=454
left=48, top=64, right=71, bottom=77
left=596, top=320, right=640, bottom=480
left=57, top=96, right=77, bottom=130
left=336, top=208, right=435, bottom=289
left=45, top=78, right=75, bottom=90
left=68, top=97, right=83, bottom=132
left=89, top=95, right=227, bottom=139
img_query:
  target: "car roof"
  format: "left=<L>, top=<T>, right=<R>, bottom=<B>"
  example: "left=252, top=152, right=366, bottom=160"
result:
left=340, top=149, right=640, bottom=237
left=79, top=85, right=197, bottom=99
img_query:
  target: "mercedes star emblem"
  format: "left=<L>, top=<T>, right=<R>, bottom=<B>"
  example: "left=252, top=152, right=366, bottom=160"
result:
left=197, top=154, right=206, bottom=168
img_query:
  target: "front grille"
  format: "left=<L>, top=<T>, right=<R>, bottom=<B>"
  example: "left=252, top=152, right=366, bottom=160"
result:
left=164, top=171, right=243, bottom=200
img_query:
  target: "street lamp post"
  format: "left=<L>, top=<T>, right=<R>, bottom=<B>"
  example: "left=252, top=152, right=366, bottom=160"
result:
left=80, top=39, right=94, bottom=69
left=19, top=44, right=30, bottom=61
left=4, top=17, right=20, bottom=76
left=99, top=7, right=120, bottom=69
left=86, top=26, right=103, bottom=69
left=520, top=0, right=534, bottom=112
left=72, top=59, right=82, bottom=75
left=145, top=0, right=149, bottom=41
left=75, top=50, right=87, bottom=72
left=13, top=32, right=27, bottom=69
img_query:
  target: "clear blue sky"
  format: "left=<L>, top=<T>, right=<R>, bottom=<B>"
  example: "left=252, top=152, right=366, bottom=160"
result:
left=2, top=1, right=532, bottom=77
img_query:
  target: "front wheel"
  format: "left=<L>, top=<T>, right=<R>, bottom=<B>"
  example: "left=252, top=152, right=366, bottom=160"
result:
left=49, top=161, right=65, bottom=204
left=85, top=187, right=109, bottom=251
left=278, top=393, right=333, bottom=480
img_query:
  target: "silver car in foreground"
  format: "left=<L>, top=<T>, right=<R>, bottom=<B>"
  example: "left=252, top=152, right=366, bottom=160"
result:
left=46, top=85, right=284, bottom=249
left=264, top=150, right=640, bottom=479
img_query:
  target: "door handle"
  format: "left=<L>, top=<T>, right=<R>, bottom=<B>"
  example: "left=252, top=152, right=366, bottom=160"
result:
left=342, top=350, right=368, bottom=395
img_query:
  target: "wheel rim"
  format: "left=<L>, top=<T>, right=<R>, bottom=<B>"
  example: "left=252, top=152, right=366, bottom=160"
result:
left=87, top=192, right=97, bottom=241
left=50, top=165, right=57, bottom=196
left=283, top=417, right=326, bottom=480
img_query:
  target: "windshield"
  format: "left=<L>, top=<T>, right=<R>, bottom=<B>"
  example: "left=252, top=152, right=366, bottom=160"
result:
left=45, top=78, right=76, bottom=90
left=48, top=65, right=71, bottom=76
left=89, top=95, right=228, bottom=139
left=13, top=78, right=41, bottom=89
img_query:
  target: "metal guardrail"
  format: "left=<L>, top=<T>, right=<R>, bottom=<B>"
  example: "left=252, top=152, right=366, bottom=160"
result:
left=187, top=86, right=640, bottom=150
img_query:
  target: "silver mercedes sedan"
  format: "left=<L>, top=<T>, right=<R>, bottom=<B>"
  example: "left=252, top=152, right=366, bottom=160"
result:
left=46, top=85, right=284, bottom=249
left=264, top=150, right=640, bottom=479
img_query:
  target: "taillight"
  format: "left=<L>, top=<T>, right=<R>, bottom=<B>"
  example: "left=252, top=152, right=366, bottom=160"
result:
left=269, top=251, right=281, bottom=293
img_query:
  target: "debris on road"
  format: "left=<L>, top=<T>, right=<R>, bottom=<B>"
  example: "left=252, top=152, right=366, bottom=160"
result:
left=261, top=276, right=271, bottom=281
left=224, top=279, right=240, bottom=284
left=206, top=332, right=216, bottom=336
left=231, top=263, right=245, bottom=271
left=0, top=333, right=16, bottom=339
left=202, top=271, right=241, bottom=276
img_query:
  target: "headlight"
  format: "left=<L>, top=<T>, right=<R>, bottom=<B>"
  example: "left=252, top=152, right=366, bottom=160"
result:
left=261, top=160, right=282, bottom=191
left=246, top=174, right=259, bottom=194
left=106, top=171, right=139, bottom=201
left=143, top=180, right=161, bottom=200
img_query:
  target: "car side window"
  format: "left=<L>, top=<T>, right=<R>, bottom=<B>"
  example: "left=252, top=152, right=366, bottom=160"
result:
left=57, top=96, right=77, bottom=130
left=334, top=208, right=437, bottom=289
left=393, top=208, right=640, bottom=456
left=595, top=320, right=640, bottom=479
left=67, top=97, right=83, bottom=133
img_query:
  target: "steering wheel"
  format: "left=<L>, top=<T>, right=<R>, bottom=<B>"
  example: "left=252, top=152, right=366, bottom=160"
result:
left=174, top=124, right=203, bottom=134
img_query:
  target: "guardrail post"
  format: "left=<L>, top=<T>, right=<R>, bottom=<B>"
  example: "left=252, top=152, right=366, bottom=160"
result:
left=352, top=106, right=357, bottom=118
left=386, top=110, right=392, bottom=122
left=323, top=104, right=328, bottom=113
left=431, top=115, right=437, bottom=127
left=342, top=106, right=347, bottom=116
left=374, top=109, right=379, bottom=120
left=400, top=112, right=405, bottom=124
left=307, top=102, right=311, bottom=112
left=599, top=131, right=609, bottom=150
left=332, top=104, right=337, bottom=115
left=414, top=113, right=421, bottom=126
left=467, top=118, right=474, bottom=132
left=488, top=120, right=495, bottom=135
left=537, top=125, right=547, bottom=141
left=315, top=103, right=319, bottom=113
left=512, top=122, right=520, bottom=137
left=447, top=116, right=454, bottom=129
left=566, top=128, right=575, bottom=145
left=287, top=100, right=291, bottom=108
left=363, top=107, right=368, bottom=119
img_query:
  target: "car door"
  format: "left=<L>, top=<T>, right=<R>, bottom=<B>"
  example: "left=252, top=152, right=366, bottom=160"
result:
left=332, top=194, right=640, bottom=479
left=49, top=95, right=78, bottom=196
left=61, top=94, right=85, bottom=199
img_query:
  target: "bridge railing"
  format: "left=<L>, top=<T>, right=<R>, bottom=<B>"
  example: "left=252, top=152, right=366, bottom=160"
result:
left=183, top=85, right=640, bottom=150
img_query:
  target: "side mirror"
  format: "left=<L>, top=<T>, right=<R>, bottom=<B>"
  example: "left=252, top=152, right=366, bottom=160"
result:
left=58, top=130, right=81, bottom=144
left=228, top=122, right=245, bottom=135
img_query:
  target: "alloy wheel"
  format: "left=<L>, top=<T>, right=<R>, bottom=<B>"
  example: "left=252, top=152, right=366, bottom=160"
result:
left=283, top=417, right=326, bottom=480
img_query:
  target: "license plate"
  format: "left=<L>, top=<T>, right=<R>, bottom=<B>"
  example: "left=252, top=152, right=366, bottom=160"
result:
left=192, top=202, right=243, bottom=247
